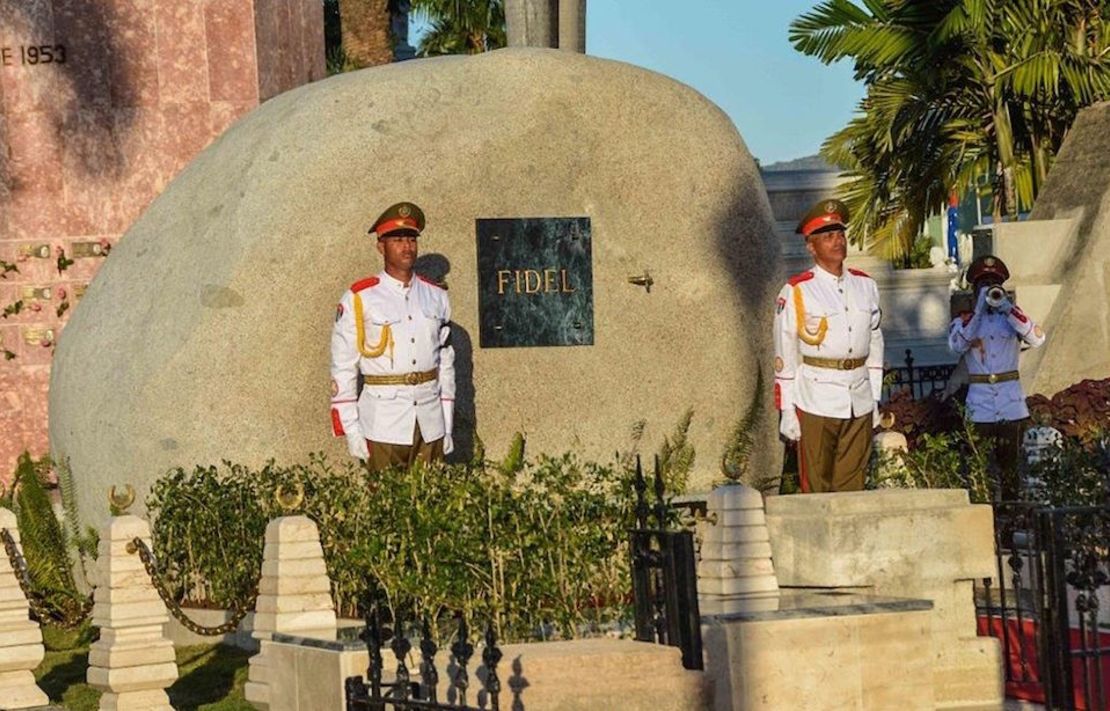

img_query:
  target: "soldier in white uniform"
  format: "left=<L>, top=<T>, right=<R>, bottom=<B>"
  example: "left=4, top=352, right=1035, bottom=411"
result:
left=948, top=255, right=1045, bottom=498
left=773, top=199, right=884, bottom=493
left=329, top=202, right=456, bottom=471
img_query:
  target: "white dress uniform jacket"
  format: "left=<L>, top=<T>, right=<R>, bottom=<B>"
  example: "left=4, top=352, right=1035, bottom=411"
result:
left=330, top=271, right=456, bottom=446
left=773, top=265, right=884, bottom=419
left=947, top=304, right=1045, bottom=423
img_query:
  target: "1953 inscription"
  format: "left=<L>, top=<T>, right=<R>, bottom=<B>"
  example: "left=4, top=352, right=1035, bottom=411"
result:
left=1, top=45, right=67, bottom=67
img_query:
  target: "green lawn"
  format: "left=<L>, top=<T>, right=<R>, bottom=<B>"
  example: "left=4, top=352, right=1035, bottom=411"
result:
left=34, top=643, right=253, bottom=710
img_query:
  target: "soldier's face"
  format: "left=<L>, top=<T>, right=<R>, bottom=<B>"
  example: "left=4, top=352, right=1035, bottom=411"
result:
left=807, top=229, right=847, bottom=263
left=377, top=235, right=418, bottom=271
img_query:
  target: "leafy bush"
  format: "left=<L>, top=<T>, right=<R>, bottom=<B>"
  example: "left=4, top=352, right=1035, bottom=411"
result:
left=870, top=414, right=993, bottom=503
left=1, top=454, right=93, bottom=628
left=146, top=451, right=659, bottom=643
left=1026, top=434, right=1110, bottom=507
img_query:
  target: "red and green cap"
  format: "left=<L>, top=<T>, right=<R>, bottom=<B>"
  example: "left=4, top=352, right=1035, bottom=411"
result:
left=370, top=202, right=425, bottom=239
left=795, top=199, right=849, bottom=237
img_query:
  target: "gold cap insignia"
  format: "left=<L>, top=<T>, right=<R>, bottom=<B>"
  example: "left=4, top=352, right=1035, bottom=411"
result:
left=985, top=257, right=995, bottom=266
left=825, top=201, right=837, bottom=213
left=398, top=205, right=411, bottom=217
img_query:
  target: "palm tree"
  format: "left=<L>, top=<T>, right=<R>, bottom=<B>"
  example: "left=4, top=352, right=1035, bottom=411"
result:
left=412, top=0, right=506, bottom=56
left=791, top=0, right=1110, bottom=260
left=337, top=0, right=394, bottom=69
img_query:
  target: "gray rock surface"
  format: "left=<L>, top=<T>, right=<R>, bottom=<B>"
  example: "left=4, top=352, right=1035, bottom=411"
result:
left=1016, top=100, right=1110, bottom=394
left=50, top=48, right=781, bottom=526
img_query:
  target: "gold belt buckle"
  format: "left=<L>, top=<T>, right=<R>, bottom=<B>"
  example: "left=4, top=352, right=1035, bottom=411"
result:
left=404, top=372, right=420, bottom=386
left=988, top=373, right=998, bottom=384
left=839, top=359, right=851, bottom=370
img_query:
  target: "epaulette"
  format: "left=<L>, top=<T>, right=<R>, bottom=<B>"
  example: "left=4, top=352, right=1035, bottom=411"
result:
left=959, top=311, right=973, bottom=326
left=417, top=274, right=445, bottom=290
left=350, top=276, right=380, bottom=293
left=787, top=270, right=814, bottom=286
left=848, top=268, right=872, bottom=279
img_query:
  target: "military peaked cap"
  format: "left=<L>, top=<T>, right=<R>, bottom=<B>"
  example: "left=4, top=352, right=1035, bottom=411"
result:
left=966, top=255, right=1010, bottom=286
left=796, top=198, right=849, bottom=237
left=370, top=202, right=425, bottom=238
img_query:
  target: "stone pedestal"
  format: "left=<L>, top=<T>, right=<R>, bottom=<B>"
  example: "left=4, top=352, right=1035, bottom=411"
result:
left=86, top=515, right=177, bottom=711
left=0, top=508, right=48, bottom=709
left=697, top=485, right=779, bottom=615
left=765, top=489, right=1002, bottom=709
left=245, top=515, right=337, bottom=710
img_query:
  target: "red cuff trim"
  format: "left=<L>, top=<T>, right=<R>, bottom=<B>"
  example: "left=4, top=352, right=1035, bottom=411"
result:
left=1011, top=307, right=1028, bottom=324
left=330, top=408, right=345, bottom=437
left=774, top=382, right=782, bottom=409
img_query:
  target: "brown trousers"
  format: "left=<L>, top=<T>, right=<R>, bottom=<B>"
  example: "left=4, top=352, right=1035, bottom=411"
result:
left=972, top=419, right=1028, bottom=501
left=366, top=421, right=444, bottom=473
left=797, top=409, right=873, bottom=493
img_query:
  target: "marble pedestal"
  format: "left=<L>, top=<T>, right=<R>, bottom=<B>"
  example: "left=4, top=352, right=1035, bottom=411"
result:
left=87, top=515, right=177, bottom=711
left=244, top=515, right=337, bottom=711
left=697, top=484, right=779, bottom=615
left=0, top=508, right=48, bottom=709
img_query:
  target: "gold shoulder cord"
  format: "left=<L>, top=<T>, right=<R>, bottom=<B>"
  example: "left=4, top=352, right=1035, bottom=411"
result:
left=793, top=285, right=828, bottom=346
left=353, top=291, right=394, bottom=360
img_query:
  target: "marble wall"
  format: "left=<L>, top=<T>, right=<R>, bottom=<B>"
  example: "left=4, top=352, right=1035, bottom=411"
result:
left=0, top=0, right=324, bottom=483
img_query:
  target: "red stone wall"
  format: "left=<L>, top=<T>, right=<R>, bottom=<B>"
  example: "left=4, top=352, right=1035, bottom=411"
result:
left=0, top=0, right=325, bottom=485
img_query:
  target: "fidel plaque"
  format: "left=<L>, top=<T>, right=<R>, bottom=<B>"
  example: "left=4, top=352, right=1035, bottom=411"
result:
left=476, top=217, right=593, bottom=348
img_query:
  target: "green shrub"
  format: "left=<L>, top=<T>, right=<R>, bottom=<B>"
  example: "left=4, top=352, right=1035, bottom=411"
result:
left=146, top=451, right=660, bottom=643
left=869, top=413, right=993, bottom=503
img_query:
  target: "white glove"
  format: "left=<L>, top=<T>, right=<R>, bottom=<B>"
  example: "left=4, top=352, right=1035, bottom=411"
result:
left=995, top=297, right=1013, bottom=315
left=441, top=400, right=455, bottom=455
left=872, top=402, right=882, bottom=429
left=779, top=409, right=801, bottom=442
left=346, top=432, right=369, bottom=461
left=973, top=286, right=989, bottom=314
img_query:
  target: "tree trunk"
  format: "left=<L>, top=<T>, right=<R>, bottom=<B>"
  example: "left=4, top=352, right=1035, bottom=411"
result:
left=558, top=0, right=586, bottom=53
left=339, top=0, right=393, bottom=68
left=505, top=0, right=557, bottom=48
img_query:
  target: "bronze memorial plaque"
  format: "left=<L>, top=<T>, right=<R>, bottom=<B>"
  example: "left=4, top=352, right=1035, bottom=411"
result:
left=476, top=217, right=593, bottom=348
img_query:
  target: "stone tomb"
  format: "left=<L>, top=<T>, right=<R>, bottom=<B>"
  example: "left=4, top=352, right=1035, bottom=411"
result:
left=51, top=48, right=782, bottom=528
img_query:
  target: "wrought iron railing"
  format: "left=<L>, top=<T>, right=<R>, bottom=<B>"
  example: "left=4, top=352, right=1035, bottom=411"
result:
left=975, top=502, right=1110, bottom=710
left=882, top=348, right=957, bottom=401
left=629, top=455, right=703, bottom=670
left=345, top=609, right=501, bottom=711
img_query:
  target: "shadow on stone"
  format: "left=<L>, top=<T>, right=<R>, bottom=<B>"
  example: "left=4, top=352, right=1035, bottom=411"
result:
left=417, top=252, right=478, bottom=462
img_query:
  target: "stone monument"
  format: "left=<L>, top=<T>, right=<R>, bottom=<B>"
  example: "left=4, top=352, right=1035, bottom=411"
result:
left=50, top=47, right=781, bottom=527
left=0, top=0, right=325, bottom=483
left=0, top=508, right=48, bottom=709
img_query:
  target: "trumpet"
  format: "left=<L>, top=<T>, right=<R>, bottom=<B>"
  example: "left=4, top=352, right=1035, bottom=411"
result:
left=985, top=285, right=1008, bottom=309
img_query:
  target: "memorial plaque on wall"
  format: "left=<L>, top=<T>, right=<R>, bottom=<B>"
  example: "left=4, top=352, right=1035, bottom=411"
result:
left=476, top=217, right=593, bottom=348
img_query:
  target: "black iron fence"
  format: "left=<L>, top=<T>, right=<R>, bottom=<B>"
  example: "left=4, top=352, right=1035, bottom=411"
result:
left=629, top=455, right=703, bottom=670
left=882, top=348, right=958, bottom=401
left=975, top=502, right=1110, bottom=710
left=345, top=610, right=501, bottom=711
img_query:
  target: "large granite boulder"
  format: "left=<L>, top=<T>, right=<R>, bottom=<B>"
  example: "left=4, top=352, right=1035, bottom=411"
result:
left=50, top=48, right=781, bottom=525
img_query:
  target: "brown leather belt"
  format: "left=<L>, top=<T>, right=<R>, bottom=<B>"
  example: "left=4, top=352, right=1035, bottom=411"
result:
left=803, top=356, right=867, bottom=370
left=362, top=368, right=437, bottom=386
left=968, top=371, right=1019, bottom=385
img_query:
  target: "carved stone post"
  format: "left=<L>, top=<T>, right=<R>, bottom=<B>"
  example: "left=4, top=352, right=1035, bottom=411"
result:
left=0, top=508, right=49, bottom=709
left=87, top=514, right=178, bottom=711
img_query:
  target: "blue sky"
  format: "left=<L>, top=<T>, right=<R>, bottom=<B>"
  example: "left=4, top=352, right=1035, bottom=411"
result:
left=584, top=0, right=865, bottom=165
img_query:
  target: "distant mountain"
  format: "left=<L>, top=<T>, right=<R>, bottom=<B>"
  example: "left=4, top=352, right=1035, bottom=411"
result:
left=761, top=154, right=837, bottom=173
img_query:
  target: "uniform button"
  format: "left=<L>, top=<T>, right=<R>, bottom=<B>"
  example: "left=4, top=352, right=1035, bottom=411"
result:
left=408, top=316, right=413, bottom=321
left=849, top=348, right=853, bottom=353
left=411, top=359, right=416, bottom=365
left=848, top=327, right=852, bottom=332
left=411, top=338, right=415, bottom=343
left=838, top=288, right=843, bottom=294
left=844, top=307, right=849, bottom=312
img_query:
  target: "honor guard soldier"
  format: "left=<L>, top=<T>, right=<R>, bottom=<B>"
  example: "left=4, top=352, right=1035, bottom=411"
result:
left=329, top=202, right=456, bottom=471
left=948, top=255, right=1045, bottom=499
left=773, top=199, right=884, bottom=493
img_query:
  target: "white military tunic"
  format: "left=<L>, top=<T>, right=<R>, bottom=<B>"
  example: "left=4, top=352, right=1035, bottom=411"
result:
left=773, top=265, right=884, bottom=418
left=330, top=271, right=455, bottom=446
left=947, top=305, right=1045, bottom=423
